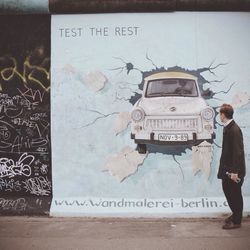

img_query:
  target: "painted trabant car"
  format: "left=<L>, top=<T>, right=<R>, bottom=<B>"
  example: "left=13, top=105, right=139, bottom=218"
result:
left=130, top=71, right=215, bottom=153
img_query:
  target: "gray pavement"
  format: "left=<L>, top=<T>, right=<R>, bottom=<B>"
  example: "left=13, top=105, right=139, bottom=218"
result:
left=0, top=216, right=250, bottom=250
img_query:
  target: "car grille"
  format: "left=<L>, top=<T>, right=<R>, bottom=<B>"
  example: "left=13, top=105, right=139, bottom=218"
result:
left=144, top=118, right=198, bottom=131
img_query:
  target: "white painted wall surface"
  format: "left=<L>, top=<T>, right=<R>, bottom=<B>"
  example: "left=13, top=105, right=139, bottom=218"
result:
left=51, top=12, right=250, bottom=217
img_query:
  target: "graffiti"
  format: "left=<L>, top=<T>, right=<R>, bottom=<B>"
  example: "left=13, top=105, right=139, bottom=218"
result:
left=0, top=95, right=24, bottom=118
left=0, top=92, right=48, bottom=117
left=22, top=176, right=51, bottom=196
left=9, top=136, right=49, bottom=154
left=0, top=93, right=39, bottom=117
left=0, top=15, right=51, bottom=215
left=12, top=118, right=37, bottom=128
left=30, top=112, right=47, bottom=121
left=0, top=153, right=34, bottom=178
left=35, top=120, right=50, bottom=138
left=40, top=164, right=48, bottom=175
left=0, top=125, right=11, bottom=140
left=0, top=131, right=50, bottom=154
left=18, top=86, right=46, bottom=103
left=0, top=178, right=22, bottom=192
left=0, top=198, right=27, bottom=211
left=0, top=56, right=50, bottom=91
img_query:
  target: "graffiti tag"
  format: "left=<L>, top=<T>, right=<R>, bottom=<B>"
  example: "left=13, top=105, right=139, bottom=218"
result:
left=0, top=153, right=34, bottom=178
left=22, top=176, right=51, bottom=196
left=0, top=198, right=27, bottom=211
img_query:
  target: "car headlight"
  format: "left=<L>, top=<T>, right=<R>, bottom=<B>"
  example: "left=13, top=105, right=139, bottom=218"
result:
left=201, top=107, right=214, bottom=121
left=131, top=108, right=145, bottom=122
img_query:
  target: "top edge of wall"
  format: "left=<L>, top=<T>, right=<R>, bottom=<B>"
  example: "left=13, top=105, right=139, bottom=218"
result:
left=1, top=0, right=250, bottom=15
left=0, top=0, right=49, bottom=14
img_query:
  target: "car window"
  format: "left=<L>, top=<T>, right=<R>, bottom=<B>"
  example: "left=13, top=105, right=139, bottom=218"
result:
left=146, top=78, right=198, bottom=97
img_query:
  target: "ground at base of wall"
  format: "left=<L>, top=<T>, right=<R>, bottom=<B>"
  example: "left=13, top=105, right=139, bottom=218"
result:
left=0, top=217, right=250, bottom=250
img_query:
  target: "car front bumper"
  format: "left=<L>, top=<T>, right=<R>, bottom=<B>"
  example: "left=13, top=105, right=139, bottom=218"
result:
left=131, top=131, right=215, bottom=145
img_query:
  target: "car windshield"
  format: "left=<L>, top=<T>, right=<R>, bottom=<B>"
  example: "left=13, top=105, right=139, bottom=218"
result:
left=146, top=78, right=198, bottom=97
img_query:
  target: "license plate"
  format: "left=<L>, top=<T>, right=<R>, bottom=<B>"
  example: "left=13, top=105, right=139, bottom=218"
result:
left=158, top=134, right=188, bottom=141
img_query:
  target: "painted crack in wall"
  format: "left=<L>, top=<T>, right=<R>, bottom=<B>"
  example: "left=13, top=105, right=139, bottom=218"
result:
left=77, top=54, right=250, bottom=182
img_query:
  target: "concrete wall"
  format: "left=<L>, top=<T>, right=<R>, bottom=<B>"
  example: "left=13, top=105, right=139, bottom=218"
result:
left=0, top=15, right=51, bottom=215
left=1, top=0, right=250, bottom=14
left=50, top=12, right=250, bottom=217
left=0, top=0, right=48, bottom=14
left=0, top=2, right=250, bottom=217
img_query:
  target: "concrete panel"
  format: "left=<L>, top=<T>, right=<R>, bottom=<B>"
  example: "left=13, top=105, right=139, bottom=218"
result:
left=0, top=0, right=48, bottom=14
left=51, top=12, right=250, bottom=217
left=0, top=15, right=52, bottom=215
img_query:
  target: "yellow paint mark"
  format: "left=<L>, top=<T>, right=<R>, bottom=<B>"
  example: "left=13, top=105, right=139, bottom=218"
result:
left=0, top=56, right=50, bottom=92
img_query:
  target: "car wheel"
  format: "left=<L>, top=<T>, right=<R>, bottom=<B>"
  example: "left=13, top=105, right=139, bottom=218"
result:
left=137, top=144, right=147, bottom=154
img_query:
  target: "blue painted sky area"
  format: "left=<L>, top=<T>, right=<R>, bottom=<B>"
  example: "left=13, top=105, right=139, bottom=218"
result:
left=0, top=0, right=48, bottom=13
left=51, top=13, right=250, bottom=201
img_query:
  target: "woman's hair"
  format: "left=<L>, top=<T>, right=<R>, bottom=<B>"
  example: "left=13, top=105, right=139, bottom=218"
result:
left=219, top=104, right=234, bottom=119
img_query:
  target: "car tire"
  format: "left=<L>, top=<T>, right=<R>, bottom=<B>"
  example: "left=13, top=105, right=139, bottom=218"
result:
left=137, top=144, right=147, bottom=154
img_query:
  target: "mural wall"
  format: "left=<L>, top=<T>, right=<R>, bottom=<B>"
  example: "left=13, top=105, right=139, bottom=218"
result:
left=0, top=15, right=51, bottom=215
left=50, top=12, right=250, bottom=216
